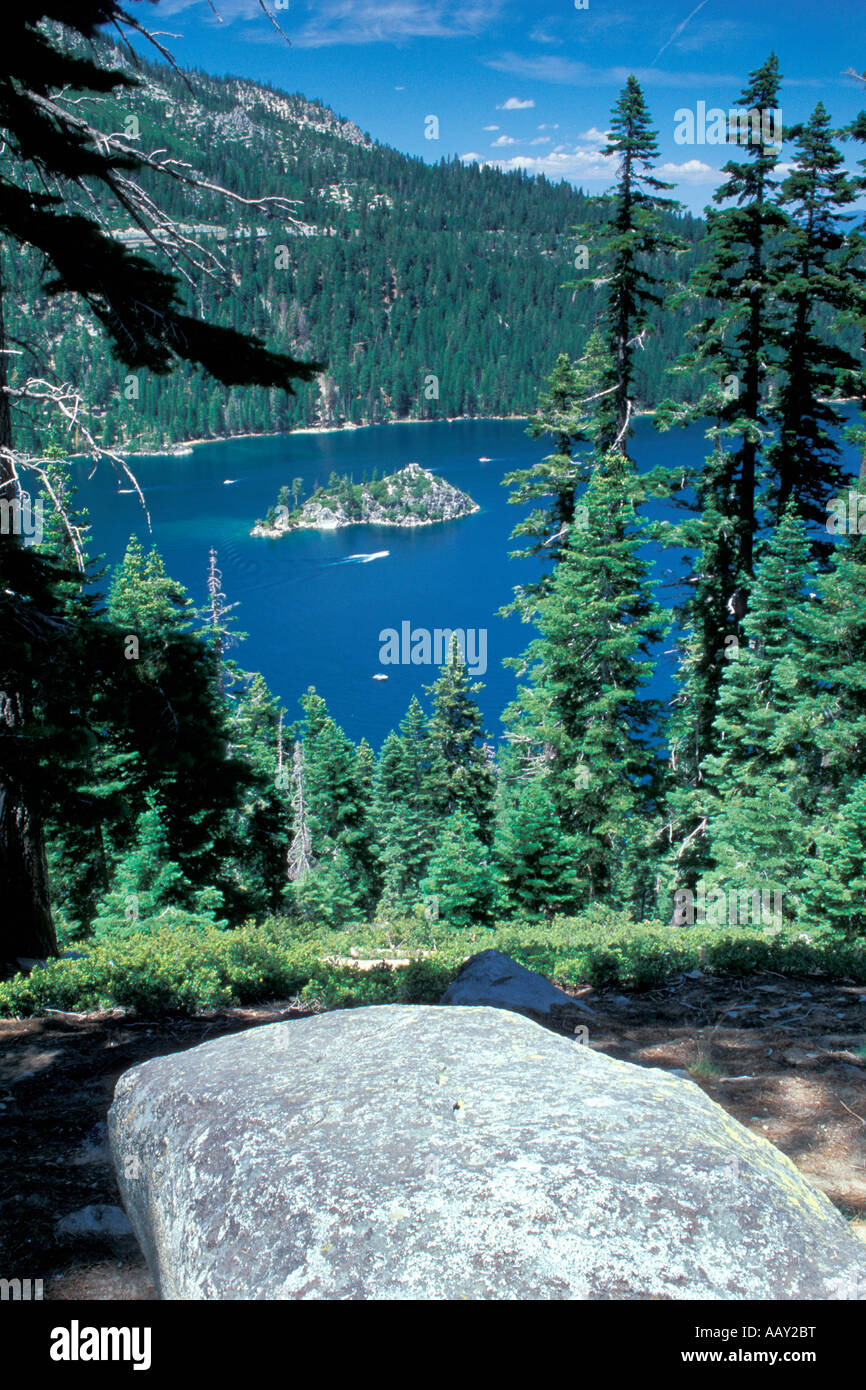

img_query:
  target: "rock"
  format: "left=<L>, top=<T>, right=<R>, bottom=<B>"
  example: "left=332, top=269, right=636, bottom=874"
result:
left=108, top=1005, right=866, bottom=1300
left=55, top=1204, right=134, bottom=1241
left=14, top=957, right=48, bottom=974
left=251, top=462, right=478, bottom=537
left=7, top=950, right=83, bottom=976
left=71, top=1122, right=110, bottom=1167
left=440, top=948, right=595, bottom=1024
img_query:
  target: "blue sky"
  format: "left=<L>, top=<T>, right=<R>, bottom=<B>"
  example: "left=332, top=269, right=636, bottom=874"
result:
left=133, top=0, right=866, bottom=213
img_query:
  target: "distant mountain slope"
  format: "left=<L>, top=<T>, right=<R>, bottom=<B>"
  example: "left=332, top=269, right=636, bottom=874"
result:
left=4, top=28, right=711, bottom=453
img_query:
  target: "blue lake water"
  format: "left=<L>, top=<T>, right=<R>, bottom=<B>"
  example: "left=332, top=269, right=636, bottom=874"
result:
left=69, top=414, right=862, bottom=749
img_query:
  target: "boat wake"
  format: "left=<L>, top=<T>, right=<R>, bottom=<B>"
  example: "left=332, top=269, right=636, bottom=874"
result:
left=340, top=550, right=390, bottom=564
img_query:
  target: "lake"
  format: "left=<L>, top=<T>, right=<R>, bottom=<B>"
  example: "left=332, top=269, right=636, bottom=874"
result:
left=69, top=414, right=862, bottom=749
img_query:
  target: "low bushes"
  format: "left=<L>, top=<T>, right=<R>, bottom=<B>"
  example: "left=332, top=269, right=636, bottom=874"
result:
left=0, top=912, right=863, bottom=1019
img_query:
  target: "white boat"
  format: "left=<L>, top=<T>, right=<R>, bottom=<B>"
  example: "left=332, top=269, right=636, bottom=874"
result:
left=372, top=673, right=388, bottom=681
left=478, top=456, right=491, bottom=462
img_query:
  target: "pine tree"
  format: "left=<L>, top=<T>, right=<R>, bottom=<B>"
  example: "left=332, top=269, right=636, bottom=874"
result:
left=200, top=548, right=246, bottom=699
left=293, top=689, right=373, bottom=909
left=656, top=441, right=745, bottom=896
left=701, top=504, right=816, bottom=914
left=371, top=697, right=437, bottom=911
left=800, top=777, right=866, bottom=939
left=91, top=798, right=225, bottom=934
left=104, top=538, right=250, bottom=896
left=504, top=448, right=665, bottom=905
left=225, top=671, right=288, bottom=912
left=293, top=846, right=367, bottom=928
left=286, top=740, right=315, bottom=884
left=766, top=103, right=865, bottom=542
left=496, top=779, right=577, bottom=920
left=420, top=810, right=498, bottom=929
left=355, top=737, right=375, bottom=794
left=578, top=76, right=685, bottom=450
left=502, top=338, right=601, bottom=590
left=793, top=528, right=866, bottom=801
left=667, top=53, right=787, bottom=617
left=425, top=643, right=496, bottom=840
left=655, top=55, right=791, bottom=891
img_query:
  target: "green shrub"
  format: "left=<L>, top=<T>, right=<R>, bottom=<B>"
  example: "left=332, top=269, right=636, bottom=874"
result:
left=1, top=911, right=863, bottom=1020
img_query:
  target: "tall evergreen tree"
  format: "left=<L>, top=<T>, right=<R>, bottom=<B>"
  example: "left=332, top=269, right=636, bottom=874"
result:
left=667, top=54, right=787, bottom=616
left=655, top=55, right=790, bottom=887
left=579, top=76, right=684, bottom=450
left=495, top=779, right=577, bottom=920
left=371, top=697, right=437, bottom=911
left=104, top=538, right=250, bottom=896
left=505, top=448, right=665, bottom=905
left=224, top=672, right=288, bottom=912
left=294, top=689, right=373, bottom=905
left=420, top=810, right=498, bottom=929
left=503, top=340, right=597, bottom=579
left=425, top=644, right=496, bottom=841
left=701, top=504, right=816, bottom=913
left=766, top=103, right=865, bottom=541
left=800, top=776, right=866, bottom=939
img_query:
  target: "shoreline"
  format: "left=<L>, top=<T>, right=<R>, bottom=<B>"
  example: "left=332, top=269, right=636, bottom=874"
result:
left=78, top=396, right=863, bottom=460
left=113, top=413, right=529, bottom=458
left=251, top=502, right=481, bottom=537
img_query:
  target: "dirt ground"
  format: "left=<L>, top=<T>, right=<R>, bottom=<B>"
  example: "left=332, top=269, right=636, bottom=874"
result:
left=1, top=970, right=864, bottom=1301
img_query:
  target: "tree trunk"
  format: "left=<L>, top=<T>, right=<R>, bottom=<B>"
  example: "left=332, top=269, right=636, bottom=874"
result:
left=0, top=267, right=58, bottom=962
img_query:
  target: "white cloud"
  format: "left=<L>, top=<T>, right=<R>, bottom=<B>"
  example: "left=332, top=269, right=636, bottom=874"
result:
left=483, top=124, right=500, bottom=131
left=491, top=134, right=517, bottom=146
left=537, top=123, right=560, bottom=131
left=460, top=152, right=481, bottom=162
left=486, top=51, right=743, bottom=89
left=192, top=0, right=506, bottom=48
left=482, top=147, right=614, bottom=182
left=496, top=96, right=536, bottom=109
left=528, top=26, right=560, bottom=45
left=657, top=158, right=718, bottom=184
left=476, top=147, right=717, bottom=192
left=577, top=127, right=609, bottom=144
left=528, top=136, right=551, bottom=145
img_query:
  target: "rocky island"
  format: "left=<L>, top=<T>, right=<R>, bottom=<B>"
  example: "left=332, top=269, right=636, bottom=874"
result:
left=251, top=462, right=479, bottom=536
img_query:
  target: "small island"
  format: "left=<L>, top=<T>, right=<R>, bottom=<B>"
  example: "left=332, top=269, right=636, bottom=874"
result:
left=251, top=462, right=479, bottom=536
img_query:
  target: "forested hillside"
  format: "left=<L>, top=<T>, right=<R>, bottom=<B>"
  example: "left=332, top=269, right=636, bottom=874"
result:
left=4, top=16, right=866, bottom=1006
left=3, top=33, right=712, bottom=452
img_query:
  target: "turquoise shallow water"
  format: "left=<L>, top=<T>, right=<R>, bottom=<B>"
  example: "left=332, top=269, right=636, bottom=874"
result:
left=69, top=414, right=861, bottom=749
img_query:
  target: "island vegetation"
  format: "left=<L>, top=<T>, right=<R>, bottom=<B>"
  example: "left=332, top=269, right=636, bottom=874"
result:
left=251, top=462, right=478, bottom=535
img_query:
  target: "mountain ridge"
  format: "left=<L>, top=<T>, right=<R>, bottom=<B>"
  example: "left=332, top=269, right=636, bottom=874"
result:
left=5, top=26, right=709, bottom=455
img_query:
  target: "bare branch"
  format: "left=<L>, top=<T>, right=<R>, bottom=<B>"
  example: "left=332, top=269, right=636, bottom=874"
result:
left=2, top=377, right=153, bottom=565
